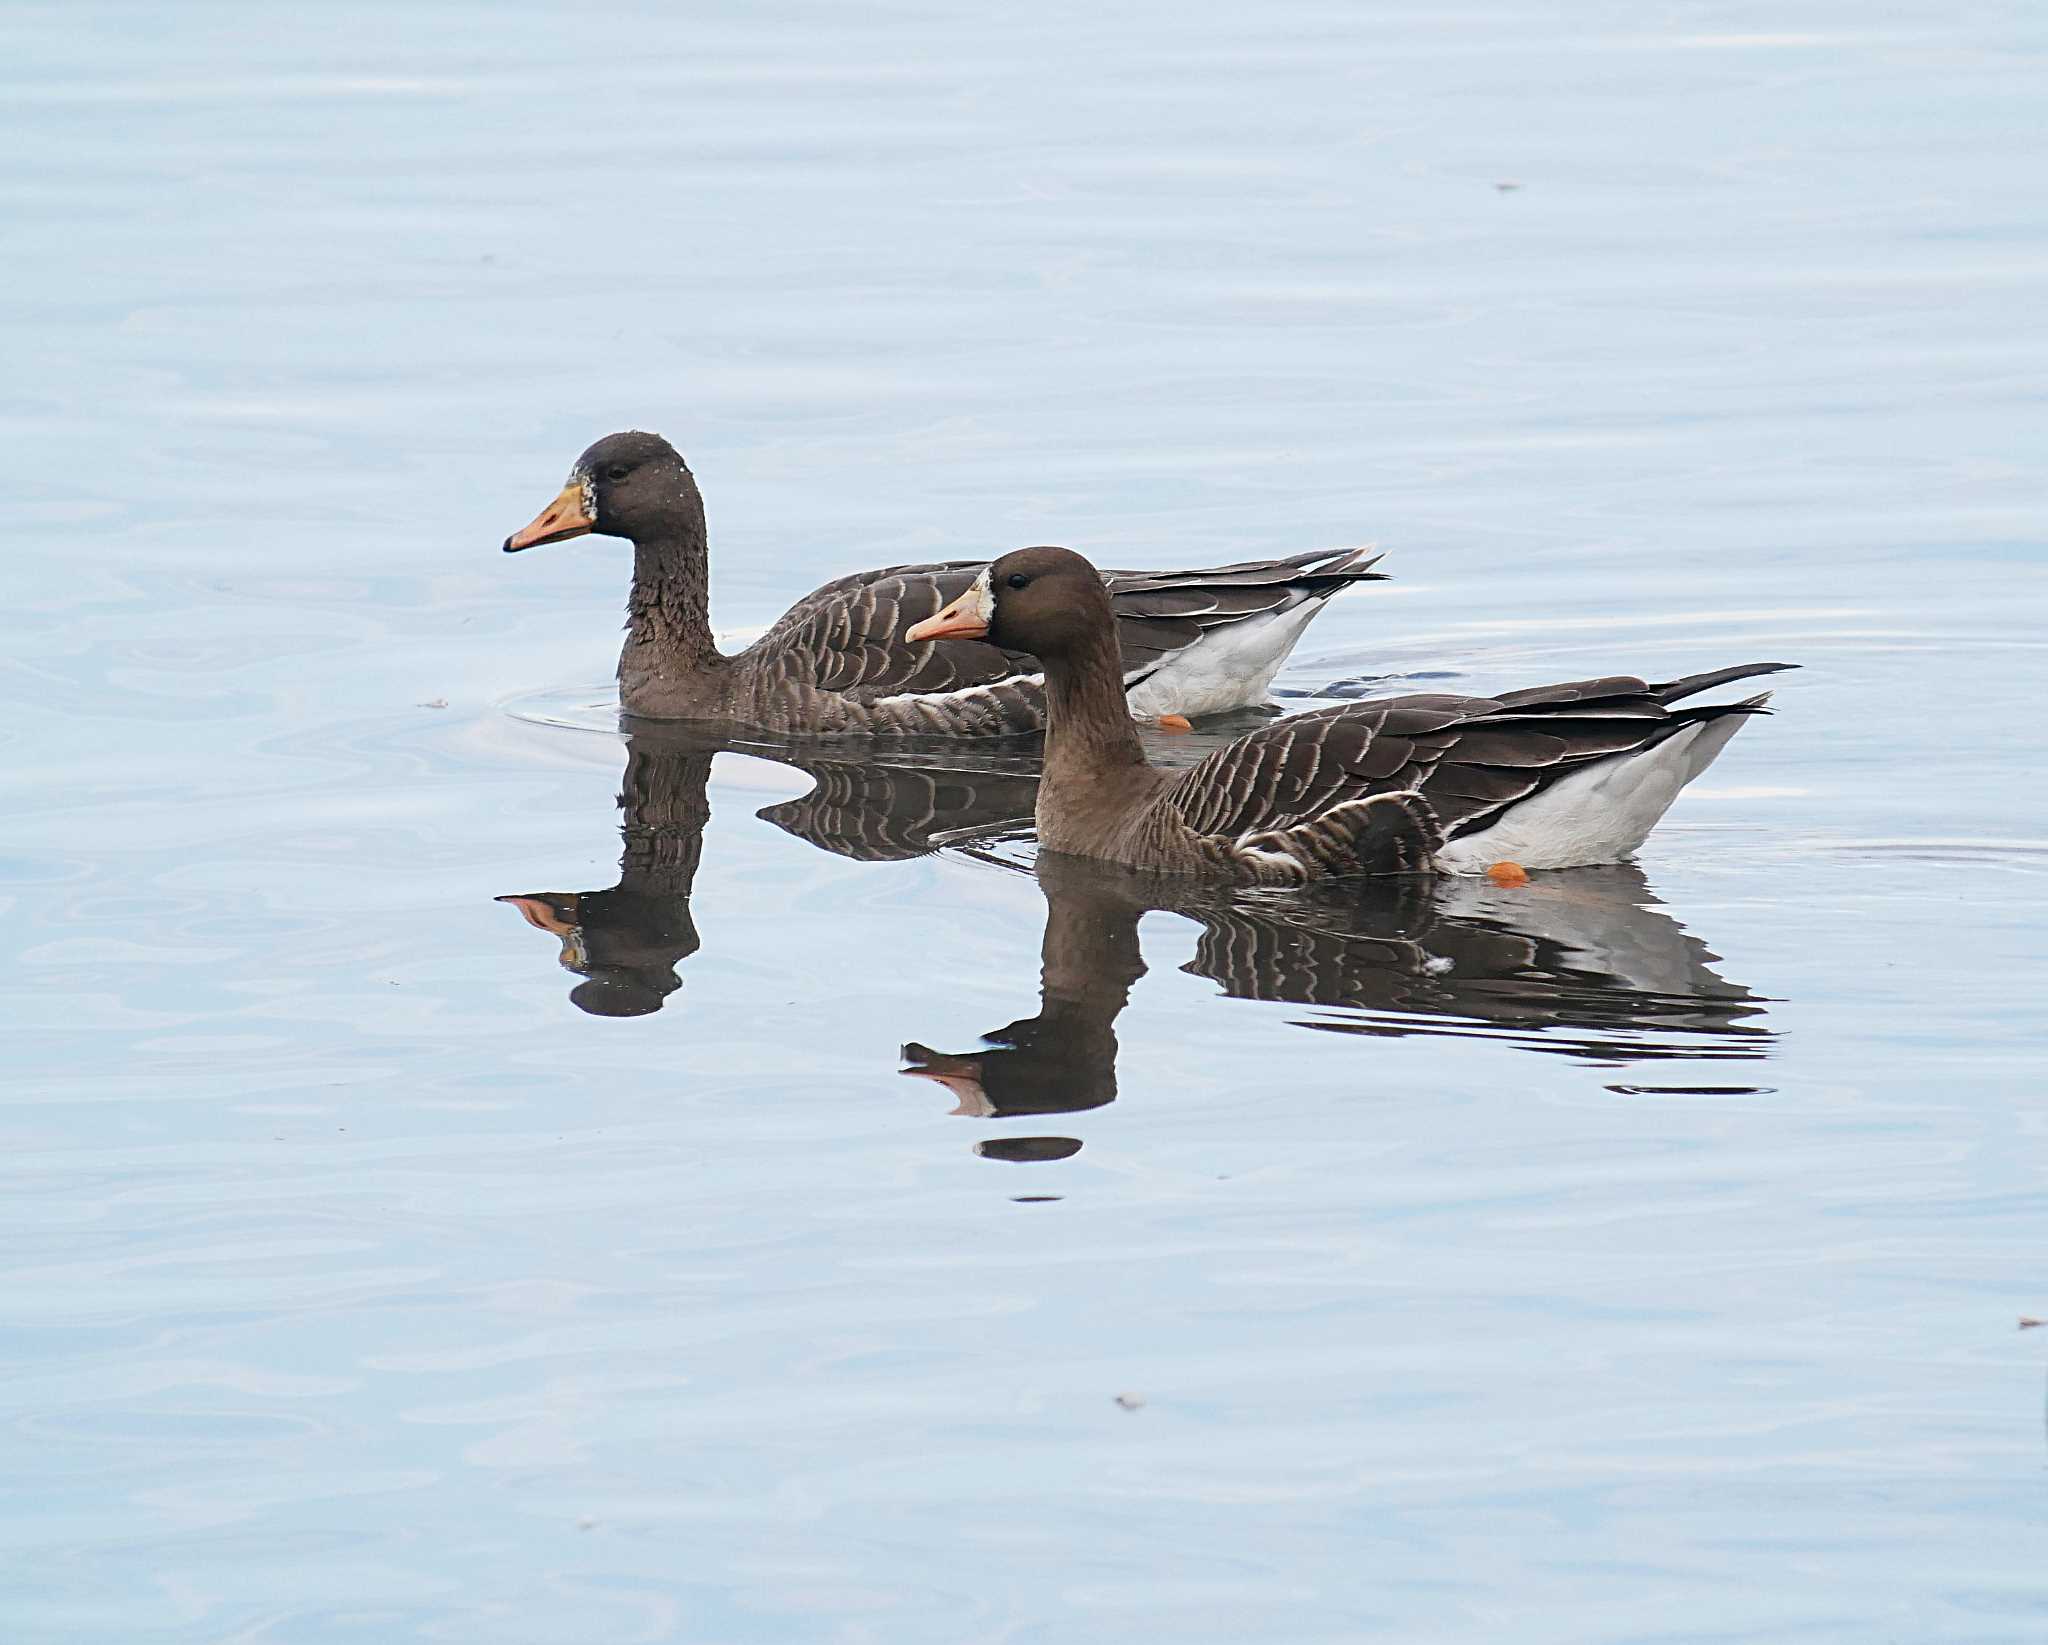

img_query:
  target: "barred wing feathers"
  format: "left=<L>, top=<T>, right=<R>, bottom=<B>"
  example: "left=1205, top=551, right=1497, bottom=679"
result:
left=1167, top=665, right=1793, bottom=846
left=742, top=548, right=1383, bottom=707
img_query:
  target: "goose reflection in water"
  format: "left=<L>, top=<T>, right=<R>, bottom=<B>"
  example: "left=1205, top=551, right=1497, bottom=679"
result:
left=497, top=726, right=1037, bottom=1016
left=901, top=850, right=1773, bottom=1159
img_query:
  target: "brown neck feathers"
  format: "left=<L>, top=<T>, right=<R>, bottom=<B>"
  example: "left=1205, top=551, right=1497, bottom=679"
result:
left=1039, top=614, right=1147, bottom=791
left=625, top=510, right=721, bottom=675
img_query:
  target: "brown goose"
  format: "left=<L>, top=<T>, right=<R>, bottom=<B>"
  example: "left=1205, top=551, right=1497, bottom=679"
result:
left=905, top=546, right=1794, bottom=882
left=502, top=431, right=1382, bottom=735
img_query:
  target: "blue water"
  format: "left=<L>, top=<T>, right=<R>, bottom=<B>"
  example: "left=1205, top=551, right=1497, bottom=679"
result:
left=6, top=3, right=2047, bottom=1640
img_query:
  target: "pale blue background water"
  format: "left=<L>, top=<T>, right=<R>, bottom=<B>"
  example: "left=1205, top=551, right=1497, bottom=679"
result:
left=5, top=3, right=2046, bottom=1640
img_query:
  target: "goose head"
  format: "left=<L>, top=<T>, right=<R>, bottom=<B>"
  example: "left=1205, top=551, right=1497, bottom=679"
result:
left=905, top=545, right=1112, bottom=656
left=503, top=430, right=703, bottom=552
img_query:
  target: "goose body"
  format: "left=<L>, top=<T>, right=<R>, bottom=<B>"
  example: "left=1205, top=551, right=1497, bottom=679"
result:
left=502, top=432, right=1381, bottom=736
left=905, top=547, right=1792, bottom=883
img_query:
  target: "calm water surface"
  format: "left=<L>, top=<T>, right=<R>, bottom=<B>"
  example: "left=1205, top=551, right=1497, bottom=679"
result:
left=6, top=3, right=2047, bottom=1640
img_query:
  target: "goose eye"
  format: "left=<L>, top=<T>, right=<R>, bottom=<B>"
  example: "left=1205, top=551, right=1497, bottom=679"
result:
left=1005, top=572, right=1031, bottom=590
left=605, top=462, right=631, bottom=481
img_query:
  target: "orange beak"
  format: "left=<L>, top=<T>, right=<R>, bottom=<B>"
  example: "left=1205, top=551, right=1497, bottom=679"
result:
left=905, top=583, right=992, bottom=643
left=503, top=481, right=595, bottom=553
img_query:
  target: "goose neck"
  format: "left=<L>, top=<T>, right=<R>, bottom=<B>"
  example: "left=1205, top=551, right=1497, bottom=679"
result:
left=1040, top=627, right=1148, bottom=790
left=626, top=523, right=721, bottom=673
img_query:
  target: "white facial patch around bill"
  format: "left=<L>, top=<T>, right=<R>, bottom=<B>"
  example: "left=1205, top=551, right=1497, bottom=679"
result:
left=571, top=469, right=597, bottom=522
left=968, top=567, right=995, bottom=626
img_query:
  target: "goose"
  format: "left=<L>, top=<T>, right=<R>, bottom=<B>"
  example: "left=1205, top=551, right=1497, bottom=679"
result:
left=501, top=431, right=1382, bottom=735
left=904, top=546, right=1793, bottom=882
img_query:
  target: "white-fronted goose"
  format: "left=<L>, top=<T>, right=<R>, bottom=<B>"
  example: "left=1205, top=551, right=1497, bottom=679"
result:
left=502, top=431, right=1382, bottom=735
left=905, top=547, right=1793, bottom=882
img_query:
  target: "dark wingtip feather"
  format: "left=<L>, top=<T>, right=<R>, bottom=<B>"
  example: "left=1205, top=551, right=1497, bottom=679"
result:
left=1112, top=545, right=1388, bottom=592
left=1657, top=662, right=1799, bottom=704
left=1315, top=546, right=1389, bottom=585
left=1668, top=689, right=1777, bottom=728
